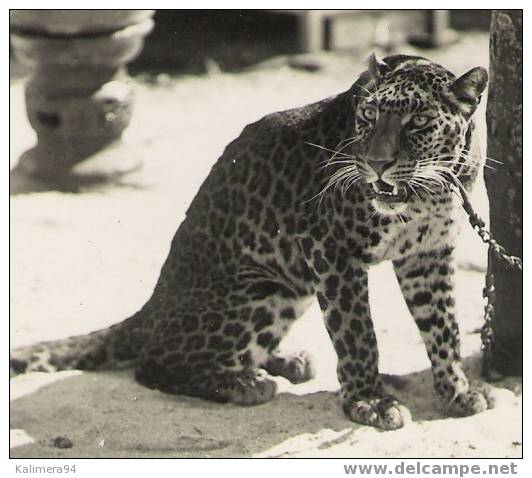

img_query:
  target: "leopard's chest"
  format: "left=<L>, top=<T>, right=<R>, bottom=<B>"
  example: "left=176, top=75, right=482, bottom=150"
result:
left=362, top=220, right=435, bottom=263
left=350, top=202, right=460, bottom=265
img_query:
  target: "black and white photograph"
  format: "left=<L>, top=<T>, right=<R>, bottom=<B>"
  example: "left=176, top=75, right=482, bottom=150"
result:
left=8, top=6, right=523, bottom=465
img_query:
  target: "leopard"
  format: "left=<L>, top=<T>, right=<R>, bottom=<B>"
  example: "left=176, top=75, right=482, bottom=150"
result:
left=11, top=54, right=495, bottom=430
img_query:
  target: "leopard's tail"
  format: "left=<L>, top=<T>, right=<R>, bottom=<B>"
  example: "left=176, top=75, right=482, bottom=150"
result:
left=10, top=312, right=144, bottom=376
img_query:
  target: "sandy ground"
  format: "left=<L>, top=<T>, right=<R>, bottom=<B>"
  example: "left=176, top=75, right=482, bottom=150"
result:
left=9, top=33, right=522, bottom=458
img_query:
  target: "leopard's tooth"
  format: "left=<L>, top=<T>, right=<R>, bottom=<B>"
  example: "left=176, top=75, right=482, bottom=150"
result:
left=371, top=182, right=379, bottom=193
left=392, top=185, right=399, bottom=195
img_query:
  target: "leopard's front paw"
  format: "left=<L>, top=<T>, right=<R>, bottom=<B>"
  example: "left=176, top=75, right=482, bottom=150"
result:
left=343, top=396, right=412, bottom=430
left=446, top=383, right=495, bottom=417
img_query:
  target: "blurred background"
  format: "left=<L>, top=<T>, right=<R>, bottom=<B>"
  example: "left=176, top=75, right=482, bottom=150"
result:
left=11, top=9, right=492, bottom=79
left=131, top=10, right=492, bottom=72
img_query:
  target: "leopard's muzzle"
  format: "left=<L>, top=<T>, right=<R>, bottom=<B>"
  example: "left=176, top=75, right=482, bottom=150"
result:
left=370, top=179, right=409, bottom=204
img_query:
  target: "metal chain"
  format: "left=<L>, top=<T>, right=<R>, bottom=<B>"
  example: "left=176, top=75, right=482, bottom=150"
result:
left=454, top=182, right=522, bottom=362
left=456, top=183, right=523, bottom=271
left=481, top=248, right=495, bottom=356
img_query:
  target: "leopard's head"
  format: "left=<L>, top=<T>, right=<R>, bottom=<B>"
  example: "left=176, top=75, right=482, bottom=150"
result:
left=331, top=54, right=488, bottom=216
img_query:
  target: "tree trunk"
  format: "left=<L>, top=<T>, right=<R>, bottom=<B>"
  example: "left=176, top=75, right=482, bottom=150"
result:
left=484, top=10, right=523, bottom=376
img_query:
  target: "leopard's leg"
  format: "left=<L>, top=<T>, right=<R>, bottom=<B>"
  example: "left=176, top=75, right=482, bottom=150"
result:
left=137, top=364, right=277, bottom=405
left=135, top=347, right=278, bottom=406
left=262, top=294, right=316, bottom=384
left=135, top=291, right=313, bottom=405
left=302, top=243, right=411, bottom=429
left=393, top=246, right=494, bottom=416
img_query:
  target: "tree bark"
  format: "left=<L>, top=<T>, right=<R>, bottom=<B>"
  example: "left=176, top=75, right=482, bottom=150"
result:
left=484, top=10, right=523, bottom=376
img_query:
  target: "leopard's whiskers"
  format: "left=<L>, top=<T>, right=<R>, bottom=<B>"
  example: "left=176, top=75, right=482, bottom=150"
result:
left=307, top=139, right=362, bottom=173
left=404, top=181, right=421, bottom=201
left=409, top=178, right=437, bottom=197
left=460, top=149, right=502, bottom=164
left=317, top=159, right=358, bottom=173
left=306, top=142, right=354, bottom=158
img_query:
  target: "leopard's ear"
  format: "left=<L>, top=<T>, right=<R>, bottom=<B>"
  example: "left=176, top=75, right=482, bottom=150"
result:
left=367, top=52, right=391, bottom=80
left=446, top=67, right=488, bottom=117
left=350, top=53, right=390, bottom=105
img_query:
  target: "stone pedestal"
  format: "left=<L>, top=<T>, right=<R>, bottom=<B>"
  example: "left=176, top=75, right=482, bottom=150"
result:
left=10, top=10, right=154, bottom=191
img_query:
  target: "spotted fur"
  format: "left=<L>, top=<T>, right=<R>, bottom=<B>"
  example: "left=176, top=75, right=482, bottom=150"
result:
left=11, top=54, right=494, bottom=429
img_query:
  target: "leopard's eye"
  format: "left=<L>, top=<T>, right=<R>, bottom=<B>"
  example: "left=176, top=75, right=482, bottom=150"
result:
left=361, top=106, right=378, bottom=122
left=410, top=114, right=430, bottom=128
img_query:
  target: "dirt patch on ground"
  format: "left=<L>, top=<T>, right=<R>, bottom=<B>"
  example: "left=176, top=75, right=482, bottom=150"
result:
left=10, top=358, right=521, bottom=458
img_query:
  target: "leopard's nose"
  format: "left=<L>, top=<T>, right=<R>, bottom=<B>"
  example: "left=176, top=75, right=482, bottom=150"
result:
left=367, top=158, right=397, bottom=176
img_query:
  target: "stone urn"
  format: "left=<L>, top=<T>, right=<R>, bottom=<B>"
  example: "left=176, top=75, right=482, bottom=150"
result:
left=10, top=10, right=155, bottom=190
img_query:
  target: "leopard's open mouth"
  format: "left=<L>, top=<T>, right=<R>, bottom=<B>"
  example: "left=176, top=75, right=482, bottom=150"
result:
left=370, top=179, right=409, bottom=204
